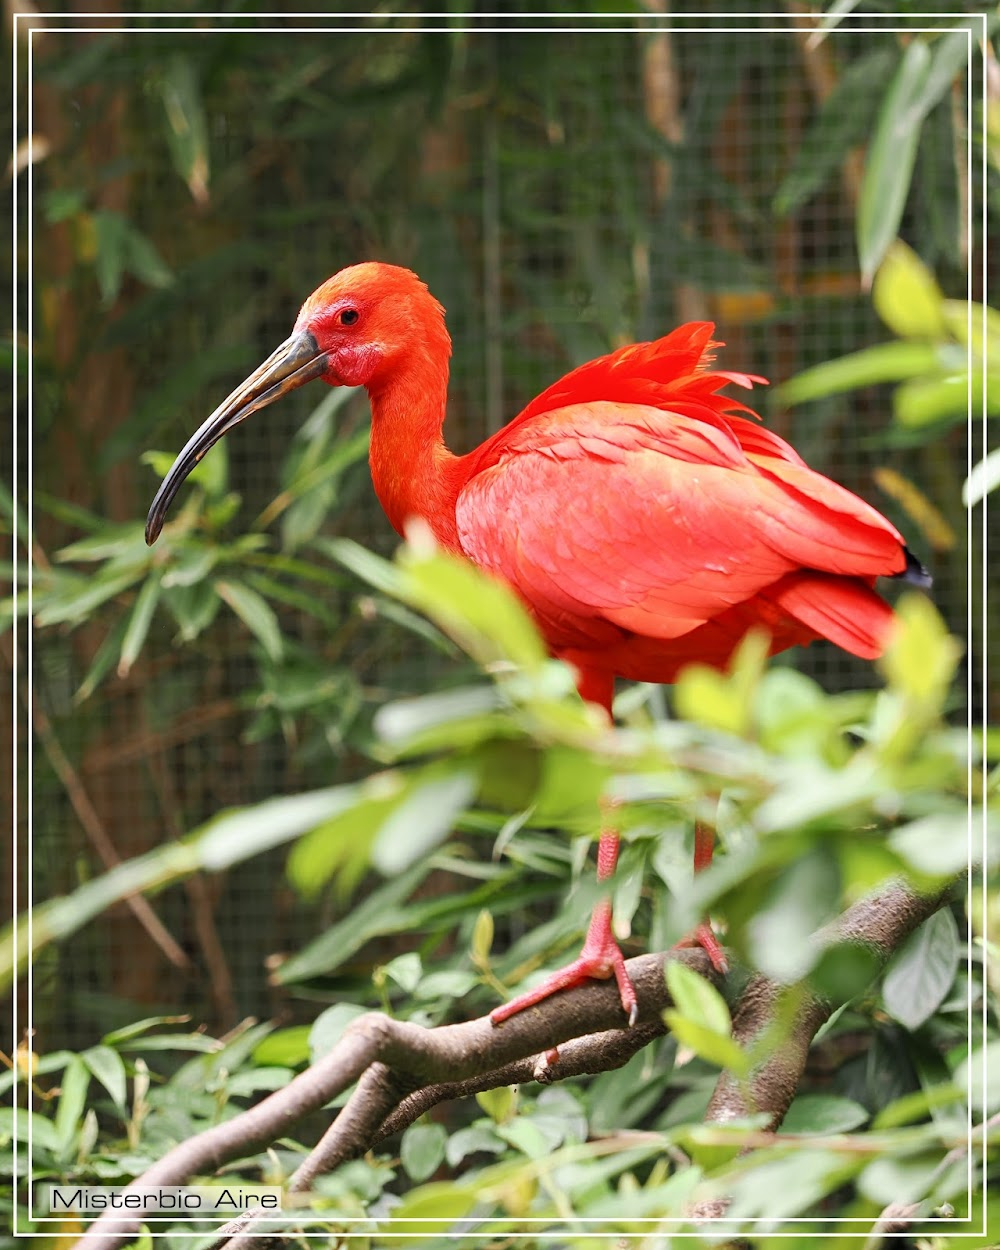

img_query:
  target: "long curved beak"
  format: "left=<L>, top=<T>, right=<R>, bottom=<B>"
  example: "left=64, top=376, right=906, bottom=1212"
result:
left=145, top=330, right=328, bottom=545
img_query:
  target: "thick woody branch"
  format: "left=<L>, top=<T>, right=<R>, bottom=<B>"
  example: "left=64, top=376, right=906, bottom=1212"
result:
left=690, top=875, right=959, bottom=1224
left=72, top=875, right=959, bottom=1250
left=72, top=949, right=709, bottom=1250
left=704, top=876, right=957, bottom=1128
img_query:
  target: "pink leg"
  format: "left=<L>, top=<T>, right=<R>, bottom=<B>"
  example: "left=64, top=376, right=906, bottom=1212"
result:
left=673, top=822, right=728, bottom=973
left=491, top=669, right=639, bottom=1027
left=491, top=830, right=638, bottom=1027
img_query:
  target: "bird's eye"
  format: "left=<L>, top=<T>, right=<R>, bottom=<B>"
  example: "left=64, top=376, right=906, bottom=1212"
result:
left=338, top=309, right=359, bottom=326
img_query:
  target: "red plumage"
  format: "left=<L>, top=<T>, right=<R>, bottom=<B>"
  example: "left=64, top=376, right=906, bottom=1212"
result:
left=457, top=321, right=907, bottom=680
left=147, top=264, right=928, bottom=1026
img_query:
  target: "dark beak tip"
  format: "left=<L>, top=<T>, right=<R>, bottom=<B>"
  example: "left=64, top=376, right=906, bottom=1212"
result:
left=144, top=329, right=326, bottom=543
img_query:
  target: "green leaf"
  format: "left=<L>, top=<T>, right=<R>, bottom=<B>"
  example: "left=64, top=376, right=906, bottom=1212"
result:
left=723, top=1148, right=862, bottom=1219
left=497, top=1117, right=550, bottom=1159
left=161, top=547, right=218, bottom=589
left=662, top=1011, right=750, bottom=1076
left=400, top=1121, right=447, bottom=1182
left=124, top=224, right=173, bottom=291
left=75, top=613, right=130, bottom=702
left=872, top=241, right=946, bottom=339
left=745, top=849, right=839, bottom=981
left=894, top=375, right=970, bottom=427
left=57, top=523, right=148, bottom=563
left=858, top=30, right=971, bottom=282
left=889, top=812, right=971, bottom=877
left=35, top=565, right=148, bottom=627
left=92, top=210, right=128, bottom=304
left=872, top=1081, right=965, bottom=1128
left=308, top=1003, right=369, bottom=1063
left=159, top=54, right=210, bottom=204
left=164, top=580, right=221, bottom=643
left=475, top=1085, right=517, bottom=1124
left=665, top=959, right=731, bottom=1037
left=286, top=771, right=405, bottom=899
left=807, top=0, right=861, bottom=42
left=91, top=212, right=172, bottom=302
left=942, top=298, right=1000, bottom=362
left=214, top=579, right=283, bottom=661
left=53, top=1056, right=90, bottom=1159
left=673, top=630, right=768, bottom=737
left=858, top=1153, right=943, bottom=1206
left=471, top=909, right=494, bottom=965
left=673, top=665, right=743, bottom=736
left=879, top=592, right=962, bottom=716
left=779, top=1093, right=868, bottom=1136
left=882, top=906, right=959, bottom=1030
left=276, top=857, right=435, bottom=983
left=380, top=1183, right=476, bottom=1241
left=955, top=1039, right=1000, bottom=1114
left=415, top=969, right=478, bottom=999
left=445, top=1125, right=505, bottom=1166
left=773, top=47, right=895, bottom=217
left=117, top=576, right=161, bottom=678
left=0, top=1107, right=63, bottom=1155
left=102, top=1015, right=195, bottom=1045
left=776, top=342, right=939, bottom=407
left=921, top=27, right=976, bottom=117
left=80, top=1045, right=128, bottom=1114
left=197, top=785, right=358, bottom=871
left=115, top=1033, right=221, bottom=1054
left=252, top=1026, right=311, bottom=1068
left=400, top=540, right=549, bottom=674
left=382, top=951, right=422, bottom=994
left=330, top=535, right=550, bottom=676
left=371, top=769, right=477, bottom=875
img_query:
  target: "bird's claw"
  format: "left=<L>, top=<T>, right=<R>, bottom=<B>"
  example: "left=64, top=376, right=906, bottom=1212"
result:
left=674, top=921, right=728, bottom=975
left=490, top=936, right=638, bottom=1027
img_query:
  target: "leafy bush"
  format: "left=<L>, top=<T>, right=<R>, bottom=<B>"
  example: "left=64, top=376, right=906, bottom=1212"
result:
left=4, top=537, right=995, bottom=1244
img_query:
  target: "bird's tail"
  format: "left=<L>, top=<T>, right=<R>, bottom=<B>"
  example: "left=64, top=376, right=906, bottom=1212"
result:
left=764, top=571, right=898, bottom=660
left=896, top=546, right=933, bottom=588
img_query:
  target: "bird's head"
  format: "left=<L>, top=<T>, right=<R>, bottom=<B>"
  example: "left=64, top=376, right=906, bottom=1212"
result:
left=145, top=262, right=450, bottom=545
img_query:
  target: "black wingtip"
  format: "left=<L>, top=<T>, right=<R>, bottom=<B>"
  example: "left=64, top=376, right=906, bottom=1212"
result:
left=898, top=546, right=933, bottom=589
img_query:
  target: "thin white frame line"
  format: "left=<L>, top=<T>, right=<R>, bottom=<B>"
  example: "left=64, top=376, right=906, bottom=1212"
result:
left=11, top=5, right=19, bottom=1234
left=964, top=19, right=973, bottom=1218
left=14, top=24, right=984, bottom=35
left=979, top=13, right=990, bottom=1238
left=13, top=9, right=986, bottom=1238
left=26, top=25, right=35, bottom=1236
left=10, top=8, right=990, bottom=16
left=15, top=12, right=984, bottom=1238
left=966, top=19, right=972, bottom=1214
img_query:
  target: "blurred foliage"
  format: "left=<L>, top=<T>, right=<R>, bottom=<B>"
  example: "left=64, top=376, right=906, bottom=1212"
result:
left=780, top=240, right=999, bottom=503
left=3, top=537, right=997, bottom=1243
left=6, top=7, right=998, bottom=1244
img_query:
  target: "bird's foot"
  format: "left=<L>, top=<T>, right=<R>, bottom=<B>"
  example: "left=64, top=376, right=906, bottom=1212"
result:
left=673, top=921, right=728, bottom=975
left=491, top=920, right=638, bottom=1027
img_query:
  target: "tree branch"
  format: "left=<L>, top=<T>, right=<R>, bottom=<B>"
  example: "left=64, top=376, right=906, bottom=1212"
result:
left=689, top=875, right=959, bottom=1224
left=70, top=876, right=958, bottom=1250
left=71, top=948, right=711, bottom=1250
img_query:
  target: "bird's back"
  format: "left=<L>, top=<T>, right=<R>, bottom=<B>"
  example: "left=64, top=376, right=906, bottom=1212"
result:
left=456, top=322, right=919, bottom=680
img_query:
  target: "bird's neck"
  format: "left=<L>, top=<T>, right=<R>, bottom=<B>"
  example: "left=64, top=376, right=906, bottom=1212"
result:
left=366, top=357, right=467, bottom=549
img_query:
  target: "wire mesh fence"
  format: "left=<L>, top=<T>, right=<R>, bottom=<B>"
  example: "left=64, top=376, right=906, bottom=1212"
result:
left=12, top=11, right=991, bottom=1050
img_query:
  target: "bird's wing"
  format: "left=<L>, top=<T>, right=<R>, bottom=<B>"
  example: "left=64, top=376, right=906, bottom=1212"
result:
left=455, top=399, right=907, bottom=648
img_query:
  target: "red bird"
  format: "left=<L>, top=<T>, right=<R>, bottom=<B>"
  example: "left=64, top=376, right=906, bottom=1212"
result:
left=146, top=263, right=929, bottom=1025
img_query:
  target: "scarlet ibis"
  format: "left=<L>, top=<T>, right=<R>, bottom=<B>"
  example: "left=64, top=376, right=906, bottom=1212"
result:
left=146, top=262, right=930, bottom=1026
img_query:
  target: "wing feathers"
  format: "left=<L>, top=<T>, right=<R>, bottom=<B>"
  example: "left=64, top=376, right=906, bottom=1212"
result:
left=455, top=324, right=914, bottom=669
